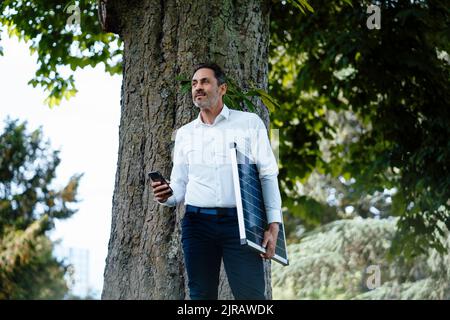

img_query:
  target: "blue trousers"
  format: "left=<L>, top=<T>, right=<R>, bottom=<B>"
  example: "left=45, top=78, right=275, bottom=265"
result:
left=181, top=210, right=266, bottom=300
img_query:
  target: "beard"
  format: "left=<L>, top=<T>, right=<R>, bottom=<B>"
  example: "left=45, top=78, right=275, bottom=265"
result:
left=193, top=93, right=219, bottom=110
left=193, top=98, right=212, bottom=109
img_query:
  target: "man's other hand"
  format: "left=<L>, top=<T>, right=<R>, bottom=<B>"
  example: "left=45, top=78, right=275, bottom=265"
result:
left=151, top=181, right=172, bottom=203
left=260, top=222, right=279, bottom=260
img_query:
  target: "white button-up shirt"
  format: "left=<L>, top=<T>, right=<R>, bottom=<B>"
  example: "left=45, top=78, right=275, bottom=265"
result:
left=161, top=104, right=282, bottom=224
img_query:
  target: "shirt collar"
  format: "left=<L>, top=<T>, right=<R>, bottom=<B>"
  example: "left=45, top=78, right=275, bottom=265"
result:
left=194, top=104, right=230, bottom=127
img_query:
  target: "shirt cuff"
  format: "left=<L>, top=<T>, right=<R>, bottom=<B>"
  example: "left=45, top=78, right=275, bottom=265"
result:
left=157, top=194, right=177, bottom=207
left=267, top=209, right=282, bottom=224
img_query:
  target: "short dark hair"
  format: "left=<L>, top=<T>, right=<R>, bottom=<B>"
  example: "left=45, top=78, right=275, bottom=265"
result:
left=192, top=62, right=226, bottom=86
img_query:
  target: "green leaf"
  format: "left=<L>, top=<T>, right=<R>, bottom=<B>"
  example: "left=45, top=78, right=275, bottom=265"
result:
left=246, top=89, right=281, bottom=112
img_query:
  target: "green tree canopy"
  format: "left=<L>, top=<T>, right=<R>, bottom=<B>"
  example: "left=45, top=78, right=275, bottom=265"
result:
left=0, top=0, right=310, bottom=106
left=270, top=0, right=450, bottom=256
left=0, top=0, right=121, bottom=106
left=0, top=118, right=82, bottom=299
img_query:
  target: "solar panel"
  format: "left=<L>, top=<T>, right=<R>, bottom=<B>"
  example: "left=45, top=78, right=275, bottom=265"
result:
left=230, top=143, right=289, bottom=266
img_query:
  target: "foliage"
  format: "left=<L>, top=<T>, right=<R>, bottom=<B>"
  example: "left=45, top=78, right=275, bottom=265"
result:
left=0, top=0, right=312, bottom=108
left=0, top=0, right=122, bottom=107
left=0, top=217, right=69, bottom=299
left=282, top=109, right=398, bottom=237
left=0, top=118, right=81, bottom=299
left=272, top=217, right=450, bottom=299
left=284, top=170, right=396, bottom=241
left=270, top=0, right=450, bottom=256
left=0, top=118, right=82, bottom=233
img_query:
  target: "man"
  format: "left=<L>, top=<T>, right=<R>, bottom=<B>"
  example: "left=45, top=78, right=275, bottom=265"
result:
left=151, top=63, right=282, bottom=300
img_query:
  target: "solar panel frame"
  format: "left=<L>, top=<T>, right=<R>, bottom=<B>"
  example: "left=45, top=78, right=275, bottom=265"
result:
left=230, top=143, right=289, bottom=266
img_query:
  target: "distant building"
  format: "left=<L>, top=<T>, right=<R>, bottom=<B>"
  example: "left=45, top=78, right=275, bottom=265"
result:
left=54, top=246, right=92, bottom=298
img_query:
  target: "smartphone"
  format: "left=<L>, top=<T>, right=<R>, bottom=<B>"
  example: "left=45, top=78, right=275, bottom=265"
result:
left=148, top=171, right=173, bottom=195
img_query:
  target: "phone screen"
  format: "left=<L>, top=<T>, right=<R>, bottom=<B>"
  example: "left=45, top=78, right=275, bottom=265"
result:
left=148, top=171, right=165, bottom=182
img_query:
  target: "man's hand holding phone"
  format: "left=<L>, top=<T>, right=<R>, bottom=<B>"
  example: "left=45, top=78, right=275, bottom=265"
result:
left=152, top=181, right=173, bottom=202
left=149, top=171, right=173, bottom=203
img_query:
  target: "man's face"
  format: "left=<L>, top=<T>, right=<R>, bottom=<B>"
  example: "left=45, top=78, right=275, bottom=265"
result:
left=191, top=68, right=225, bottom=109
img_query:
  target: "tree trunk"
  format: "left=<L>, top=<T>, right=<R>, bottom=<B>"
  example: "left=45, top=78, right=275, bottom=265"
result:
left=100, top=0, right=272, bottom=300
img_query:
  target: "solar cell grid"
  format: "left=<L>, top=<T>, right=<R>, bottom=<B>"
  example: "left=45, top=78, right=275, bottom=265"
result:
left=230, top=144, right=289, bottom=266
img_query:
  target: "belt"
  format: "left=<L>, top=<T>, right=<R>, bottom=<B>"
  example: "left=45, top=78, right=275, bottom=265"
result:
left=186, top=204, right=237, bottom=216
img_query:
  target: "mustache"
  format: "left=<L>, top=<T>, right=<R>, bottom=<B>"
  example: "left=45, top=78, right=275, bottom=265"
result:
left=194, top=90, right=206, bottom=97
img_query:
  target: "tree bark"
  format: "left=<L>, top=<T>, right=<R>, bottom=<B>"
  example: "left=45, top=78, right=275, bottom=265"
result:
left=101, top=0, right=272, bottom=300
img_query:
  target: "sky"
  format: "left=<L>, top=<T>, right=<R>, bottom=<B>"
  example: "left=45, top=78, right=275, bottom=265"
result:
left=0, top=31, right=122, bottom=297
